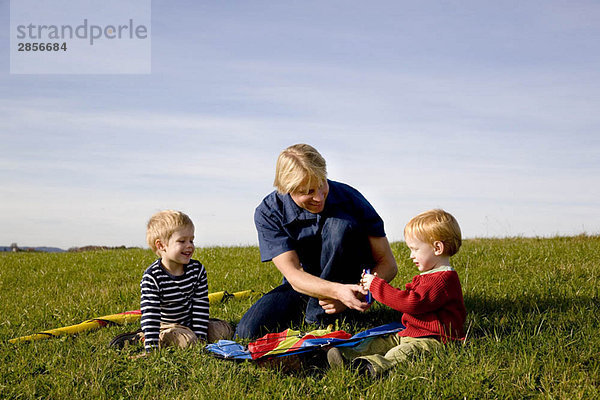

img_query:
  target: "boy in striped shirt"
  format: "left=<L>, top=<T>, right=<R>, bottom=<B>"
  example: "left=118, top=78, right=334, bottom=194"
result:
left=139, top=210, right=230, bottom=352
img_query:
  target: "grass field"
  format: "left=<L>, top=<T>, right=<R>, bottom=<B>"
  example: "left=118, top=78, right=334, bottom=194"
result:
left=1, top=236, right=599, bottom=399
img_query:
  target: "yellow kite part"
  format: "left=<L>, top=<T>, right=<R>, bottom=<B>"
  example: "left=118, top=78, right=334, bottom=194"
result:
left=9, top=289, right=255, bottom=344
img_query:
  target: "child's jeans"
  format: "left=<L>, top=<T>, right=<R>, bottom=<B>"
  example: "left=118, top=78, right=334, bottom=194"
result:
left=339, top=334, right=442, bottom=375
left=141, top=319, right=234, bottom=349
left=158, top=323, right=198, bottom=348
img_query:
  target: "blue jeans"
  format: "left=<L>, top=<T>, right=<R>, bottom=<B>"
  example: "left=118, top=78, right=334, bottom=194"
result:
left=235, top=217, right=374, bottom=339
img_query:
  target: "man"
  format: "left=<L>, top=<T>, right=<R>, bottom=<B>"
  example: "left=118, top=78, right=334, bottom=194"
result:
left=235, top=144, right=397, bottom=339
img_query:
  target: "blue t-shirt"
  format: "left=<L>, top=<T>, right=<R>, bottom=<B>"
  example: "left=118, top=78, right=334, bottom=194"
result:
left=254, top=180, right=385, bottom=263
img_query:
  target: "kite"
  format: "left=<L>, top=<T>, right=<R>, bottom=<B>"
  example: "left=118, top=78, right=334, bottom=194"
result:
left=206, top=322, right=405, bottom=370
left=8, top=289, right=256, bottom=344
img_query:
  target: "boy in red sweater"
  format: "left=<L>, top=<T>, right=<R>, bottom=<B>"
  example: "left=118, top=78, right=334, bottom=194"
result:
left=327, top=209, right=466, bottom=377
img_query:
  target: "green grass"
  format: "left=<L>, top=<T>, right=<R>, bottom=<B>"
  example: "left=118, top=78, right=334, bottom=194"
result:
left=1, top=236, right=599, bottom=399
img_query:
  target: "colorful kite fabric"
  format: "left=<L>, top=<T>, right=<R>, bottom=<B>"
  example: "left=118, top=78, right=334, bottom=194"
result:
left=206, top=322, right=405, bottom=361
left=248, top=328, right=352, bottom=360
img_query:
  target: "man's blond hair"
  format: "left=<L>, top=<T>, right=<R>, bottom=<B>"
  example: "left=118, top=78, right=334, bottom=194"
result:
left=273, top=144, right=327, bottom=194
left=404, top=209, right=462, bottom=256
left=146, top=210, right=194, bottom=255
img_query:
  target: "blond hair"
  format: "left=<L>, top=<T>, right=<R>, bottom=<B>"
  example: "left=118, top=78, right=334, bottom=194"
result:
left=273, top=144, right=327, bottom=194
left=404, top=209, right=462, bottom=256
left=146, top=210, right=194, bottom=255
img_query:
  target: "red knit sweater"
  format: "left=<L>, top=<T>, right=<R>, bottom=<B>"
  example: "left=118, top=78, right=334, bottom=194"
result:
left=370, top=268, right=466, bottom=342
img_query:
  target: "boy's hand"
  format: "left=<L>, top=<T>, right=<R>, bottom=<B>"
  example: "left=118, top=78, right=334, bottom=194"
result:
left=361, top=272, right=377, bottom=291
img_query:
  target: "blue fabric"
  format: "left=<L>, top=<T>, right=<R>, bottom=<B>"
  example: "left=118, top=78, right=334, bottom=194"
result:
left=335, top=322, right=405, bottom=347
left=205, top=340, right=253, bottom=360
left=206, top=323, right=405, bottom=360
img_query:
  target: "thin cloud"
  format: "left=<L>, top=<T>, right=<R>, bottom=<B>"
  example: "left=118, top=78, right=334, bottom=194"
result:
left=1, top=1, right=599, bottom=248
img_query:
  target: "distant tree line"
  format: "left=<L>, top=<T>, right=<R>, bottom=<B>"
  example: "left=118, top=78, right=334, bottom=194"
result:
left=1, top=243, right=141, bottom=253
left=67, top=245, right=141, bottom=252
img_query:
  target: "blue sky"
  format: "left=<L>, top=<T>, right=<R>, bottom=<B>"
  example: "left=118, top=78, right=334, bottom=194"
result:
left=1, top=1, right=599, bottom=249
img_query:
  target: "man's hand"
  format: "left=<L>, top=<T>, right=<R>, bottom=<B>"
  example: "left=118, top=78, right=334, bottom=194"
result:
left=319, top=283, right=370, bottom=314
left=319, top=298, right=346, bottom=314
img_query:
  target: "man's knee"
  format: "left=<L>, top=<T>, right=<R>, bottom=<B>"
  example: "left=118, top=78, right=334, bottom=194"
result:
left=233, top=321, right=253, bottom=340
left=235, top=285, right=307, bottom=339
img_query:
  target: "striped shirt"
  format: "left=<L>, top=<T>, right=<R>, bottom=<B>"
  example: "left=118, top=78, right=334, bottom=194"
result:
left=140, top=259, right=210, bottom=351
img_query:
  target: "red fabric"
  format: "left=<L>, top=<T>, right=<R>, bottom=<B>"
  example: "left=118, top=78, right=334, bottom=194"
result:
left=248, top=329, right=293, bottom=359
left=247, top=329, right=352, bottom=359
left=370, top=270, right=466, bottom=342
